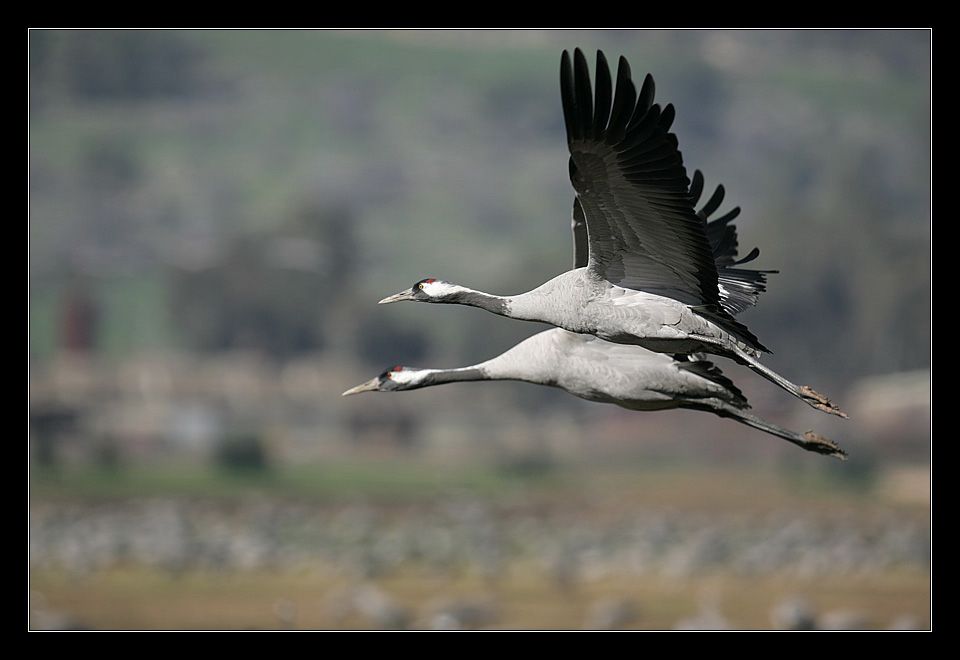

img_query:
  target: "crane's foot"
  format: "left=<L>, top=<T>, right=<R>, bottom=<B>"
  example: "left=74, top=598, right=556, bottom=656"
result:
left=801, top=386, right=849, bottom=419
left=802, top=431, right=848, bottom=460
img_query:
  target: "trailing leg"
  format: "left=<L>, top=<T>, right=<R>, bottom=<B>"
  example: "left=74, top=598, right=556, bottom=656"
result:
left=696, top=398, right=847, bottom=460
left=697, top=337, right=848, bottom=419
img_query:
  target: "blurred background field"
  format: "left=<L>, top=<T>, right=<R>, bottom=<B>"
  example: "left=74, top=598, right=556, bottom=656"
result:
left=30, top=461, right=929, bottom=630
left=29, top=29, right=930, bottom=630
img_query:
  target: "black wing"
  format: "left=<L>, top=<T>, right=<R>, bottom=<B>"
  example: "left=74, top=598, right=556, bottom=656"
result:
left=572, top=171, right=775, bottom=316
left=561, top=48, right=719, bottom=308
left=561, top=49, right=767, bottom=350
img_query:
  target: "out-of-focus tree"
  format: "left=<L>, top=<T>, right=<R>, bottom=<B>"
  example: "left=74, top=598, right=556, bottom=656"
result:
left=168, top=200, right=360, bottom=361
left=29, top=29, right=209, bottom=111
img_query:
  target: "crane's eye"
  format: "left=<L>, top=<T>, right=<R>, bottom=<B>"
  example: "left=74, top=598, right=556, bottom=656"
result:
left=418, top=284, right=424, bottom=290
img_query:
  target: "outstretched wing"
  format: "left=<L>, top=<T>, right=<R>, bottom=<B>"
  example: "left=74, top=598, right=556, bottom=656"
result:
left=561, top=48, right=720, bottom=309
left=570, top=169, right=777, bottom=317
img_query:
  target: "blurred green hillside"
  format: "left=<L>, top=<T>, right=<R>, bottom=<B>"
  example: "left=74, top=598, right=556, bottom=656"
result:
left=29, top=29, right=930, bottom=472
left=29, top=30, right=930, bottom=375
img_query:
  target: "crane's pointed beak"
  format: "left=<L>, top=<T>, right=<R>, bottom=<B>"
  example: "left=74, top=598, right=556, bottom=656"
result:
left=378, top=288, right=417, bottom=304
left=341, top=377, right=382, bottom=396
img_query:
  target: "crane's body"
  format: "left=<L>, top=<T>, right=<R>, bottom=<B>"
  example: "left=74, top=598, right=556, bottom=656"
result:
left=343, top=328, right=845, bottom=459
left=378, top=48, right=845, bottom=419
left=414, top=328, right=743, bottom=411
left=388, top=268, right=762, bottom=359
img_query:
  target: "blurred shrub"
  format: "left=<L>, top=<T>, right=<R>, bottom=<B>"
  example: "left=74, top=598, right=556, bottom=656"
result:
left=213, top=432, right=270, bottom=473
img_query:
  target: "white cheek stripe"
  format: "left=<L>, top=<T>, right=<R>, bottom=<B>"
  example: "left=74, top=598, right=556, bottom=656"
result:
left=423, top=281, right=461, bottom=297
left=389, top=369, right=426, bottom=386
left=390, top=369, right=416, bottom=385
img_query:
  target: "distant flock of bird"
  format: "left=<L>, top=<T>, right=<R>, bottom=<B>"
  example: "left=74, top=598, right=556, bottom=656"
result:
left=343, top=49, right=847, bottom=460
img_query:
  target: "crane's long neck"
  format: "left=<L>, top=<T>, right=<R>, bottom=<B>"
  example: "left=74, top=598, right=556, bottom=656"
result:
left=446, top=289, right=512, bottom=317
left=446, top=278, right=578, bottom=326
left=402, top=366, right=490, bottom=390
left=406, top=337, right=559, bottom=391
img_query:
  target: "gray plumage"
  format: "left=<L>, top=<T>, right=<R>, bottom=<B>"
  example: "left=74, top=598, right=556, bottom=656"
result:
left=351, top=180, right=845, bottom=460
left=342, top=330, right=844, bottom=459
left=378, top=48, right=845, bottom=419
